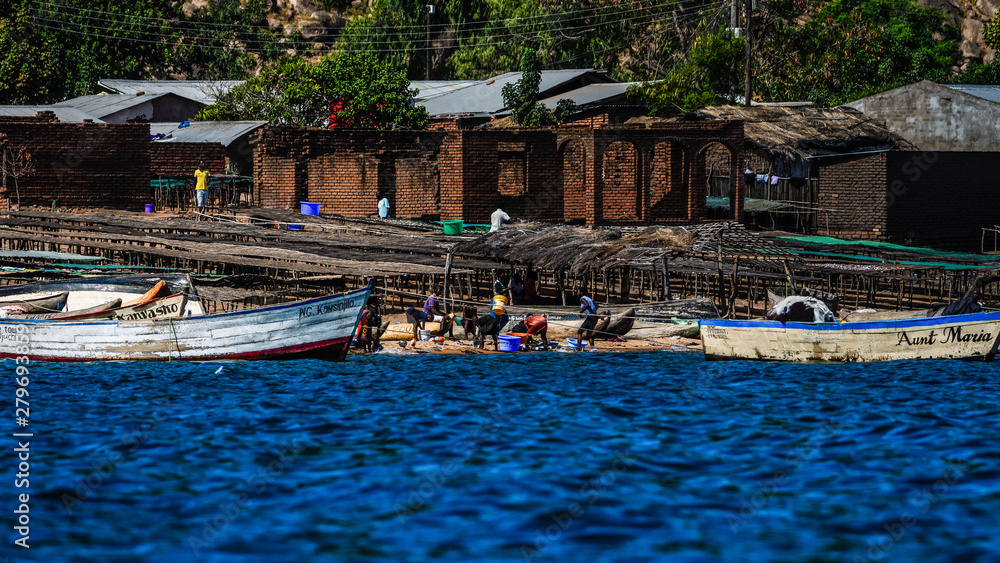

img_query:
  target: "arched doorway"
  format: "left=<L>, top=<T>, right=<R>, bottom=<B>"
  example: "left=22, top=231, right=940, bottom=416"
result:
left=560, top=138, right=587, bottom=223
left=649, top=141, right=688, bottom=221
left=698, top=142, right=737, bottom=220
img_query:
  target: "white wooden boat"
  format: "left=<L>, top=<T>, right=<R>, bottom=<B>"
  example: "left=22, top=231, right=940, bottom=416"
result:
left=0, top=280, right=370, bottom=362
left=700, top=312, right=1000, bottom=362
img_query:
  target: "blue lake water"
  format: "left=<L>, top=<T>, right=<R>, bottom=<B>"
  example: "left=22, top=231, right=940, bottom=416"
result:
left=3, top=351, right=1000, bottom=562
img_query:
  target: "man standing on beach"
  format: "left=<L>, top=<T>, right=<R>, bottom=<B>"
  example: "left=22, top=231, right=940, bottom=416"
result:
left=194, top=161, right=210, bottom=219
left=576, top=287, right=599, bottom=351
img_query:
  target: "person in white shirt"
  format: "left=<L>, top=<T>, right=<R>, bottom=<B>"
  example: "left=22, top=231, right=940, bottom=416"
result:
left=378, top=196, right=390, bottom=219
left=490, top=208, right=510, bottom=232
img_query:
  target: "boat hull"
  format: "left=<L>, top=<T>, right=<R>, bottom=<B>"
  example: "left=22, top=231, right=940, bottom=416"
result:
left=0, top=287, right=370, bottom=362
left=701, top=312, right=1000, bottom=362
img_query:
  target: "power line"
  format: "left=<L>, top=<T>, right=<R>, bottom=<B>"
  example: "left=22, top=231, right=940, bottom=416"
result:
left=33, top=0, right=683, bottom=35
left=31, top=4, right=709, bottom=48
left=29, top=5, right=716, bottom=54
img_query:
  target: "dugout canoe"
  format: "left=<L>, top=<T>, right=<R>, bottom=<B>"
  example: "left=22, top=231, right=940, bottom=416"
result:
left=0, top=292, right=69, bottom=315
left=700, top=311, right=1000, bottom=362
left=0, top=286, right=370, bottom=362
left=12, top=299, right=123, bottom=320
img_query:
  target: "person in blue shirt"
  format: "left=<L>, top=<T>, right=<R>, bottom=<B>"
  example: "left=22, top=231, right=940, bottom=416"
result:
left=377, top=195, right=390, bottom=219
left=576, top=286, right=599, bottom=351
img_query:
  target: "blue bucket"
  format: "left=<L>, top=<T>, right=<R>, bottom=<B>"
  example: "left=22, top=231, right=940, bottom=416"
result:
left=300, top=201, right=321, bottom=216
left=498, top=335, right=521, bottom=352
left=566, top=338, right=588, bottom=350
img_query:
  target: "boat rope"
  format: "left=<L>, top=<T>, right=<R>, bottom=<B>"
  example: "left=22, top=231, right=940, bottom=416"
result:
left=167, top=317, right=174, bottom=361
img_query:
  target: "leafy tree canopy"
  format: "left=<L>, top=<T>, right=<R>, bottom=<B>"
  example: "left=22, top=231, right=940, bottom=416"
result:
left=501, top=49, right=576, bottom=125
left=197, top=52, right=428, bottom=129
left=631, top=28, right=744, bottom=117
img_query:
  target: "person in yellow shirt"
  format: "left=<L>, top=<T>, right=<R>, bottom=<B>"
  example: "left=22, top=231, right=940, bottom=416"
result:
left=194, top=161, right=209, bottom=219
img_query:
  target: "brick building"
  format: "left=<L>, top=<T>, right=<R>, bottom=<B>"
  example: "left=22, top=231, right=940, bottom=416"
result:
left=251, top=120, right=745, bottom=226
left=814, top=150, right=1000, bottom=250
left=0, top=112, right=152, bottom=210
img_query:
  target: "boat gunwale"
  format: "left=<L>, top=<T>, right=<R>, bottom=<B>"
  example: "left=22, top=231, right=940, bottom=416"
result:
left=0, top=286, right=370, bottom=326
left=700, top=311, right=1000, bottom=331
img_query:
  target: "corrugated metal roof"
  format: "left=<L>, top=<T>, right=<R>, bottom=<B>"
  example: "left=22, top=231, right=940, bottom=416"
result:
left=537, top=82, right=640, bottom=109
left=942, top=84, right=1000, bottom=105
left=97, top=79, right=243, bottom=104
left=150, top=121, right=267, bottom=146
left=420, top=69, right=612, bottom=116
left=52, top=94, right=168, bottom=118
left=0, top=105, right=105, bottom=123
left=410, top=80, right=479, bottom=101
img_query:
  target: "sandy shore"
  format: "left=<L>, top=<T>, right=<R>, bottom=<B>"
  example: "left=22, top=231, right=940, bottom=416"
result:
left=352, top=332, right=703, bottom=356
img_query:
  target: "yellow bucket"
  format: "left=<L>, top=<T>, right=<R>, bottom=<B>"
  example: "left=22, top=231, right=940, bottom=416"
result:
left=491, top=294, right=508, bottom=315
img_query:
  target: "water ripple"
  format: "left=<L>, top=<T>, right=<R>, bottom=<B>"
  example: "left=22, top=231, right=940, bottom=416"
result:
left=5, top=353, right=1000, bottom=562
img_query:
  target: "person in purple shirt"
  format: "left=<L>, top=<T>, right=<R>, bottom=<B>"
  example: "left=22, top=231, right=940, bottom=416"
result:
left=405, top=285, right=445, bottom=340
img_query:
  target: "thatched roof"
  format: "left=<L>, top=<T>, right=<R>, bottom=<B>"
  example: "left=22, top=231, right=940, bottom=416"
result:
left=630, top=105, right=916, bottom=161
left=455, top=222, right=695, bottom=274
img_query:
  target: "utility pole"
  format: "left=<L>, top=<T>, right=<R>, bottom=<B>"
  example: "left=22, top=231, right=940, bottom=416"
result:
left=731, top=0, right=738, bottom=30
left=425, top=4, right=434, bottom=80
left=744, top=0, right=752, bottom=107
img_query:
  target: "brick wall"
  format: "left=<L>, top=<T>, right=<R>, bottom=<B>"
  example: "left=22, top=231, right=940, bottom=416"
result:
left=396, top=158, right=438, bottom=220
left=0, top=119, right=152, bottom=209
left=252, top=121, right=743, bottom=226
left=560, top=138, right=587, bottom=222
left=252, top=126, right=446, bottom=217
left=150, top=142, right=226, bottom=176
left=601, top=141, right=640, bottom=223
left=816, top=153, right=888, bottom=240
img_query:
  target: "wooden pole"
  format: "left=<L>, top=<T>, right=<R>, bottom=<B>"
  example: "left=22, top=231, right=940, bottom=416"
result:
left=442, top=243, right=457, bottom=313
left=716, top=238, right=728, bottom=316
left=658, top=255, right=672, bottom=301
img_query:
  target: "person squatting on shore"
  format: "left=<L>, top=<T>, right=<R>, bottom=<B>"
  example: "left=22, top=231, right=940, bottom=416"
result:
left=523, top=314, right=549, bottom=351
left=405, top=285, right=445, bottom=341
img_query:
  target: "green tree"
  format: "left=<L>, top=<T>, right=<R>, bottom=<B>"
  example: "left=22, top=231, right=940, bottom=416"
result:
left=631, top=28, right=744, bottom=116
left=756, top=0, right=958, bottom=105
left=198, top=52, right=428, bottom=129
left=318, top=51, right=429, bottom=129
left=0, top=3, right=59, bottom=104
left=502, top=50, right=554, bottom=125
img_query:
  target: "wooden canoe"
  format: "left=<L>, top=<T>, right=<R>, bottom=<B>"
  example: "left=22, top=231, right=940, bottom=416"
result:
left=701, top=312, right=1000, bottom=362
left=88, top=294, right=188, bottom=322
left=0, top=292, right=69, bottom=314
left=0, top=286, right=370, bottom=362
left=13, top=299, right=122, bottom=320
left=122, top=280, right=169, bottom=307
left=0, top=274, right=205, bottom=316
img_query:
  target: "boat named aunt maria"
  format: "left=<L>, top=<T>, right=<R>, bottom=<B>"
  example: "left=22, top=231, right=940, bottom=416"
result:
left=0, top=274, right=370, bottom=362
left=701, top=311, right=1000, bottom=362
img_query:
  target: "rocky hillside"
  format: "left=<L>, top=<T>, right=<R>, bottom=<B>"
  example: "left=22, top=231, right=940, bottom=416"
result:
left=921, top=0, right=997, bottom=67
